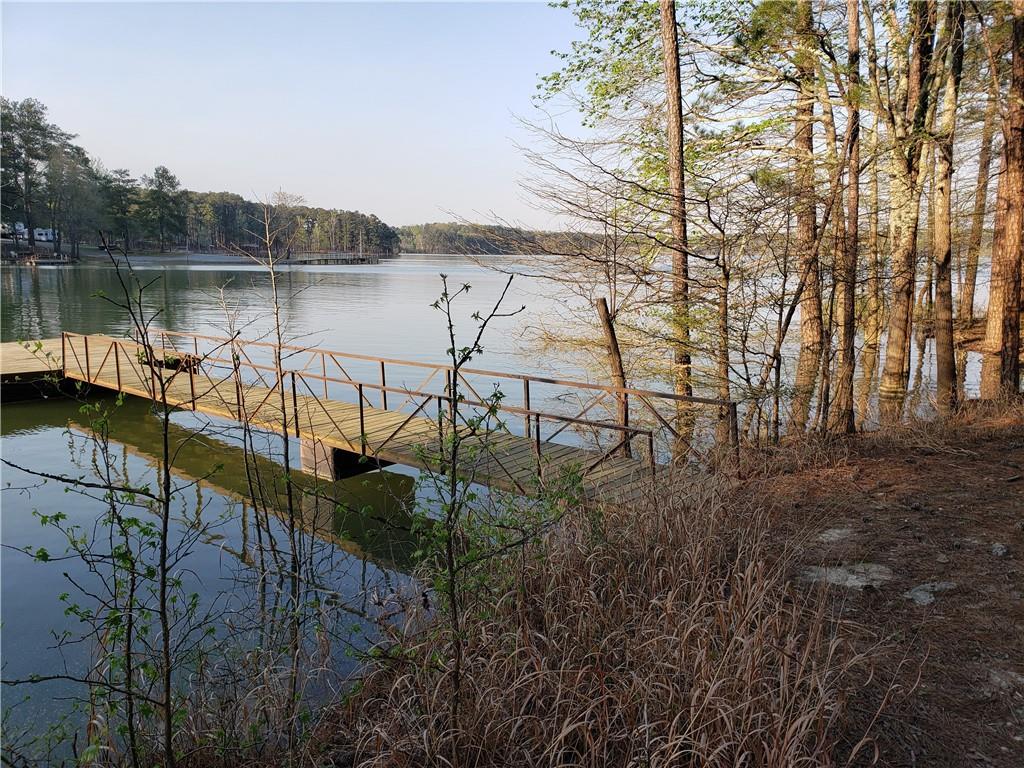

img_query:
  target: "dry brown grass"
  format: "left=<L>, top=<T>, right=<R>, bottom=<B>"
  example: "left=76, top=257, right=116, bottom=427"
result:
left=332, top=475, right=883, bottom=767
left=856, top=397, right=1024, bottom=456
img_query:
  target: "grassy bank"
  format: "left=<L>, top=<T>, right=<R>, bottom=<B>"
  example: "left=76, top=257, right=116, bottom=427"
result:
left=310, top=475, right=881, bottom=766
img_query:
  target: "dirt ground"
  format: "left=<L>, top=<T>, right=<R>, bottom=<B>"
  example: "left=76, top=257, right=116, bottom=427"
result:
left=760, top=414, right=1024, bottom=766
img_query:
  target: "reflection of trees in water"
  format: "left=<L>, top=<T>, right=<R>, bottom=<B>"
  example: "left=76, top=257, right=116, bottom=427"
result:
left=2, top=392, right=422, bottom=759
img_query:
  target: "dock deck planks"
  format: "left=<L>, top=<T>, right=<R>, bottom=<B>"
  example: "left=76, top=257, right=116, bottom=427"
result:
left=0, top=338, right=62, bottom=380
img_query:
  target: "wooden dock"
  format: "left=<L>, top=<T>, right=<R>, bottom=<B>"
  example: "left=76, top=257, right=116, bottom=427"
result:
left=287, top=251, right=381, bottom=265
left=0, top=338, right=63, bottom=381
left=5, top=331, right=737, bottom=502
left=0, top=339, right=66, bottom=401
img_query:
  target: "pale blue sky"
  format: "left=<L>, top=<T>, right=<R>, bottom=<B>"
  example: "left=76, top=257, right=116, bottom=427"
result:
left=2, top=2, right=582, bottom=226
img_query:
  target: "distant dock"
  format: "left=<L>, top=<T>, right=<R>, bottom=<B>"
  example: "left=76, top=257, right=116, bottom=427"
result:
left=285, top=251, right=381, bottom=265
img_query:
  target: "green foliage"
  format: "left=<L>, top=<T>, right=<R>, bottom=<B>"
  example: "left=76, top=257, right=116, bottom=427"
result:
left=733, top=0, right=797, bottom=54
left=396, top=221, right=581, bottom=255
left=539, top=0, right=662, bottom=124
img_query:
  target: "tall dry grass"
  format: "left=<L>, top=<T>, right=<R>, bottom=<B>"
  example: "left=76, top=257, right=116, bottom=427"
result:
left=336, top=475, right=880, bottom=767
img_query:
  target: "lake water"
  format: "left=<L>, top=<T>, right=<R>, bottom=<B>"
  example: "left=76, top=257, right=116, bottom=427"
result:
left=0, top=253, right=977, bottom=749
left=0, top=254, right=605, bottom=749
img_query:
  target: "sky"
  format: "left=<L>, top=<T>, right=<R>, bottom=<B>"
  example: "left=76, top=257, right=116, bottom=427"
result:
left=1, top=1, right=584, bottom=227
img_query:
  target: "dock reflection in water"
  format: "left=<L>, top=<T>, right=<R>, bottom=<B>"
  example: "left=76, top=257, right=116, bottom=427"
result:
left=1, top=393, right=420, bottom=736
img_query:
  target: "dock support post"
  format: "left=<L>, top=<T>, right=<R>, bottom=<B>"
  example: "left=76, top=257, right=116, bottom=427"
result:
left=300, top=438, right=392, bottom=481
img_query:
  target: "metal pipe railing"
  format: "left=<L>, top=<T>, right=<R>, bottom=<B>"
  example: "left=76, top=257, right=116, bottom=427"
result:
left=60, top=331, right=735, bottom=470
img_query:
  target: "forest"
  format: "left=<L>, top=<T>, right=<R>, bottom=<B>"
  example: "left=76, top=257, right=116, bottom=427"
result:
left=395, top=222, right=596, bottom=254
left=0, top=99, right=402, bottom=257
left=513, top=0, right=1023, bottom=431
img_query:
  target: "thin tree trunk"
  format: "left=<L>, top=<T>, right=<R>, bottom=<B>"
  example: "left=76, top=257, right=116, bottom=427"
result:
left=918, top=157, right=936, bottom=314
left=659, top=0, right=692, bottom=455
left=980, top=0, right=1024, bottom=397
left=932, top=0, right=965, bottom=414
left=959, top=87, right=999, bottom=322
left=792, top=0, right=822, bottom=432
left=858, top=121, right=883, bottom=424
left=717, top=260, right=731, bottom=443
left=831, top=0, right=860, bottom=433
left=595, top=297, right=631, bottom=457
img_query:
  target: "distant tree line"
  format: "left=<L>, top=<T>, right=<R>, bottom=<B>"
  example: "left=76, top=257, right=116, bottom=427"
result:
left=1, top=97, right=401, bottom=258
left=396, top=222, right=595, bottom=255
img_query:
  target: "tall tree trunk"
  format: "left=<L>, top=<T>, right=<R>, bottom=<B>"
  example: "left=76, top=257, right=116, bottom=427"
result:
left=858, top=120, right=883, bottom=423
left=816, top=65, right=842, bottom=432
left=791, top=0, right=822, bottom=432
left=831, top=0, right=861, bottom=433
left=932, top=0, right=965, bottom=414
left=980, top=0, right=1024, bottom=398
left=878, top=0, right=937, bottom=423
left=659, top=0, right=693, bottom=454
left=959, top=87, right=999, bottom=322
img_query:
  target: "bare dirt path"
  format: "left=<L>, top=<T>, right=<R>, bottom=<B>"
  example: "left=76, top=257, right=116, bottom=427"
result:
left=761, top=417, right=1024, bottom=765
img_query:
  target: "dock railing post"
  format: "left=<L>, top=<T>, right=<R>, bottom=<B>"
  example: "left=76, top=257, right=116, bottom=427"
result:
left=358, top=383, right=366, bottom=454
left=534, top=413, right=542, bottom=479
left=622, top=391, right=631, bottom=457
left=523, top=379, right=531, bottom=438
left=115, top=341, right=122, bottom=391
left=291, top=371, right=299, bottom=438
left=83, top=335, right=91, bottom=383
left=60, top=333, right=66, bottom=376
left=380, top=360, right=388, bottom=410
left=321, top=352, right=328, bottom=399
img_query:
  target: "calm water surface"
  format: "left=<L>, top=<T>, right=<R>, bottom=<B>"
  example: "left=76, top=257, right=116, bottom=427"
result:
left=2, top=255, right=582, bottom=744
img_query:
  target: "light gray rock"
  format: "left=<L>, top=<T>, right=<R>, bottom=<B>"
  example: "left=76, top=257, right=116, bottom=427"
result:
left=817, top=527, right=853, bottom=543
left=801, top=563, right=893, bottom=589
left=902, top=581, right=957, bottom=606
left=988, top=669, right=1024, bottom=692
left=992, top=543, right=1009, bottom=557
